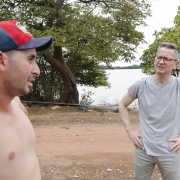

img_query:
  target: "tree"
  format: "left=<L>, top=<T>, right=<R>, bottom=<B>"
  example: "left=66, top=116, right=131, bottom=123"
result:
left=0, top=0, right=151, bottom=103
left=140, top=5, right=180, bottom=76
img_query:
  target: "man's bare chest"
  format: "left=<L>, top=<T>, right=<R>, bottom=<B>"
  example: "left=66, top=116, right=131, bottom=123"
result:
left=0, top=113, right=35, bottom=174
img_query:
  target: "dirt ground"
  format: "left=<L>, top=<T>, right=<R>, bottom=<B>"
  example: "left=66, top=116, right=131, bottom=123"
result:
left=27, top=105, right=162, bottom=180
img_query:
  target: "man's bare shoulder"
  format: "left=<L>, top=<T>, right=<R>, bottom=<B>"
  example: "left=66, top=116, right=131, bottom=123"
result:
left=12, top=97, right=28, bottom=116
left=13, top=96, right=21, bottom=104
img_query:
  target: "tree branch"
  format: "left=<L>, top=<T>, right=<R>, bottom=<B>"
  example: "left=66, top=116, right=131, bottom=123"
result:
left=46, top=0, right=65, bottom=27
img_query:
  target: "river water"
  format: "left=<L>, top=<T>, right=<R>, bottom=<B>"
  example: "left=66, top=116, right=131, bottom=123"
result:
left=77, top=69, right=147, bottom=106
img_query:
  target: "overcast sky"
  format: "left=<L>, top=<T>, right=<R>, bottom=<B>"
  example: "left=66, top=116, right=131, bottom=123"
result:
left=114, top=0, right=180, bottom=66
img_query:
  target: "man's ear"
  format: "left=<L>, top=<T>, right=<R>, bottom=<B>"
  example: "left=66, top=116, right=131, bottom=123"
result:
left=173, top=60, right=179, bottom=70
left=0, top=51, right=6, bottom=72
left=175, top=61, right=180, bottom=69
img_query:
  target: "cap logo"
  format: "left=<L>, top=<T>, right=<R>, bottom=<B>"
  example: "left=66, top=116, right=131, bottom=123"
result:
left=16, top=22, right=31, bottom=35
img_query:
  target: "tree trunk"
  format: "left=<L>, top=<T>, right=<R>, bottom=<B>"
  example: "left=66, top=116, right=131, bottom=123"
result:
left=42, top=46, right=79, bottom=104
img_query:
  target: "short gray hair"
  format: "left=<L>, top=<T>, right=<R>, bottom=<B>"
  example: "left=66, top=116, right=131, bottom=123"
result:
left=156, top=42, right=180, bottom=60
left=4, top=50, right=16, bottom=60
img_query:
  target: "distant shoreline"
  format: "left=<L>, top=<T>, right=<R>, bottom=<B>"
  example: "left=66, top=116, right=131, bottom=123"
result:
left=100, top=64, right=141, bottom=70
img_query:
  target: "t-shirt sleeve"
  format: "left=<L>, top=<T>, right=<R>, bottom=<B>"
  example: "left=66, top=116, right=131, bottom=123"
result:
left=128, top=79, right=142, bottom=99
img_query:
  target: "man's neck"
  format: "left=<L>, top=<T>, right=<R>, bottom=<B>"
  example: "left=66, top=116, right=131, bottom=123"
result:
left=153, top=74, right=172, bottom=84
left=0, top=94, right=13, bottom=112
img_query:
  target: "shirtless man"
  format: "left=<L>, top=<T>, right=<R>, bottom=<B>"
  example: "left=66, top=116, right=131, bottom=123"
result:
left=0, top=20, right=52, bottom=180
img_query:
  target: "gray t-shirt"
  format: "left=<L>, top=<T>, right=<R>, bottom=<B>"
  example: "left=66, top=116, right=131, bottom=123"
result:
left=128, top=75, right=180, bottom=156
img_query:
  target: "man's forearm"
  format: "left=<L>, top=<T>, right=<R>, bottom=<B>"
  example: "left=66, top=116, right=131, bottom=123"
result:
left=118, top=103, right=132, bottom=132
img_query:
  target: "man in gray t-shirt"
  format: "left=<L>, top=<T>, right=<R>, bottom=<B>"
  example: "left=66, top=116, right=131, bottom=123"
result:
left=118, top=42, right=180, bottom=180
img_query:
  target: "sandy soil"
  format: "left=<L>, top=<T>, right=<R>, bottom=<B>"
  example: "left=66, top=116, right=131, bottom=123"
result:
left=27, top=105, right=162, bottom=180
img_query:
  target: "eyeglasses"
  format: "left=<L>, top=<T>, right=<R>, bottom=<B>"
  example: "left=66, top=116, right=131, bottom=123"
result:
left=155, top=55, right=178, bottom=64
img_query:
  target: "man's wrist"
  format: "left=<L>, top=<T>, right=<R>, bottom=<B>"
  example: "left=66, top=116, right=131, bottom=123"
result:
left=125, top=128, right=132, bottom=133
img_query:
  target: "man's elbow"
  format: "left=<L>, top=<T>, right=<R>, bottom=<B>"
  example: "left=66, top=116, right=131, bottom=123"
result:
left=118, top=101, right=128, bottom=113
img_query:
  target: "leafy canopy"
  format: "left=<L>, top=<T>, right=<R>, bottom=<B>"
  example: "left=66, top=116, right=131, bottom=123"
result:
left=0, top=0, right=152, bottom=101
left=140, top=5, right=180, bottom=76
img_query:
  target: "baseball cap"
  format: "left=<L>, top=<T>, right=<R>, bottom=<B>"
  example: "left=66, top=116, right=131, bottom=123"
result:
left=0, top=20, right=52, bottom=52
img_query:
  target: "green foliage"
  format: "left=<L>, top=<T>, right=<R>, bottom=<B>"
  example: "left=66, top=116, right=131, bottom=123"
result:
left=0, top=0, right=151, bottom=63
left=0, top=0, right=152, bottom=101
left=140, top=26, right=180, bottom=75
left=80, top=89, right=94, bottom=105
left=140, top=4, right=180, bottom=75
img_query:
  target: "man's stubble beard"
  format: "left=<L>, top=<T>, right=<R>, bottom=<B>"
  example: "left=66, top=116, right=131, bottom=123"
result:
left=3, top=79, right=30, bottom=97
